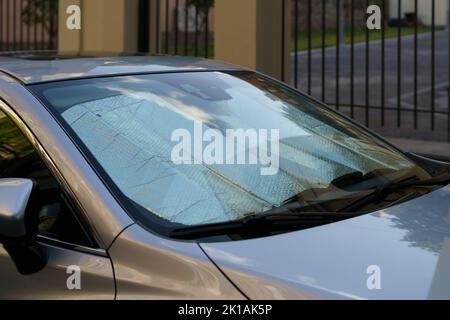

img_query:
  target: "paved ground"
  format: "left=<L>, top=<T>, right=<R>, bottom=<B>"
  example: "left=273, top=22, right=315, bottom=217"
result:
left=291, top=30, right=450, bottom=142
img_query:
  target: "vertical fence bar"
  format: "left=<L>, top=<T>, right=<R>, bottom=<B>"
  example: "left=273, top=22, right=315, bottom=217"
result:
left=149, top=0, right=152, bottom=53
left=42, top=0, right=46, bottom=50
left=27, top=0, right=31, bottom=50
left=350, top=0, right=355, bottom=118
left=431, top=0, right=436, bottom=131
left=47, top=0, right=51, bottom=50
left=307, top=0, right=312, bottom=94
left=0, top=0, right=3, bottom=52
left=174, top=0, right=179, bottom=54
left=184, top=0, right=188, bottom=56
left=381, top=0, right=386, bottom=126
left=34, top=0, right=38, bottom=50
left=413, top=0, right=418, bottom=129
left=156, top=0, right=160, bottom=53
left=281, top=0, right=286, bottom=82
left=448, top=10, right=450, bottom=142
left=194, top=4, right=198, bottom=56
left=9, top=0, right=12, bottom=51
left=6, top=0, right=9, bottom=51
left=19, top=0, right=23, bottom=50
left=204, top=8, right=209, bottom=58
left=365, top=0, right=370, bottom=127
left=40, top=0, right=45, bottom=50
left=55, top=0, right=58, bottom=50
left=3, top=0, right=5, bottom=51
left=1, top=0, right=3, bottom=51
left=336, top=0, right=340, bottom=110
left=321, top=0, right=326, bottom=101
left=12, top=0, right=16, bottom=51
left=165, top=0, right=169, bottom=53
left=149, top=0, right=153, bottom=54
left=397, top=0, right=402, bottom=128
left=294, top=0, right=299, bottom=88
left=138, top=0, right=150, bottom=53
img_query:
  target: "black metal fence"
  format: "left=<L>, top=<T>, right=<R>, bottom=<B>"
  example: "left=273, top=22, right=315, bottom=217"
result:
left=1, top=0, right=448, bottom=142
left=289, top=0, right=450, bottom=142
left=143, top=0, right=450, bottom=142
left=0, top=0, right=58, bottom=53
left=138, top=0, right=213, bottom=58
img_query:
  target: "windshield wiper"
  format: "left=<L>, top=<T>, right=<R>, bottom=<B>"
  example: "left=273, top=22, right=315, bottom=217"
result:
left=338, top=172, right=450, bottom=213
left=171, top=173, right=450, bottom=240
left=278, top=169, right=396, bottom=207
left=170, top=211, right=358, bottom=240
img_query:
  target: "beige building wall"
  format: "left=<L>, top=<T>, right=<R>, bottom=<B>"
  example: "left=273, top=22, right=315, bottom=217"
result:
left=58, top=0, right=290, bottom=81
left=58, top=0, right=81, bottom=55
left=389, top=0, right=449, bottom=26
left=215, top=0, right=291, bottom=81
left=58, top=0, right=139, bottom=56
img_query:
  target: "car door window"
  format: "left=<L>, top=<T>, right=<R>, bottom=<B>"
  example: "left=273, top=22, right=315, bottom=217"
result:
left=0, top=109, right=93, bottom=247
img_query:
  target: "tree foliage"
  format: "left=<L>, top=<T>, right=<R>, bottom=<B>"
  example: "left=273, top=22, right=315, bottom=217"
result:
left=187, top=0, right=214, bottom=16
left=21, top=0, right=58, bottom=34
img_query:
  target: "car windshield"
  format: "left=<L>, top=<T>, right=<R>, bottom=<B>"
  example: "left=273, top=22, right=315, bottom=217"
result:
left=32, top=71, right=421, bottom=229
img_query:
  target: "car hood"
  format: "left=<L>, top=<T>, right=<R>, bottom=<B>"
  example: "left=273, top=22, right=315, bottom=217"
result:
left=200, top=184, right=450, bottom=299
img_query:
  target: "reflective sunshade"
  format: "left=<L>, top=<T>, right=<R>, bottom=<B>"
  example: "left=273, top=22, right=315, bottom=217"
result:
left=35, top=72, right=417, bottom=227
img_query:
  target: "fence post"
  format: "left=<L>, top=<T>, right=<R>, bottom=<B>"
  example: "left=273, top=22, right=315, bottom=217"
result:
left=447, top=0, right=450, bottom=142
left=148, top=0, right=161, bottom=54
left=448, top=0, right=450, bottom=30
left=58, top=0, right=139, bottom=56
left=214, top=0, right=291, bottom=82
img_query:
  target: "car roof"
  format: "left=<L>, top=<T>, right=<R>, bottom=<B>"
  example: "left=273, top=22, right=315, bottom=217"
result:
left=0, top=55, right=245, bottom=85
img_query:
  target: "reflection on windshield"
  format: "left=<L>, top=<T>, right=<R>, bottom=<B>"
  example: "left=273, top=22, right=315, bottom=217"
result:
left=40, top=72, right=418, bottom=226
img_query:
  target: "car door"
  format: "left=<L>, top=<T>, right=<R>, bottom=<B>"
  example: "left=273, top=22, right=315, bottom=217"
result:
left=0, top=107, right=115, bottom=300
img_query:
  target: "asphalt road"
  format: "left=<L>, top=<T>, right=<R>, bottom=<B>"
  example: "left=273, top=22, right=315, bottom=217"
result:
left=291, top=30, right=450, bottom=142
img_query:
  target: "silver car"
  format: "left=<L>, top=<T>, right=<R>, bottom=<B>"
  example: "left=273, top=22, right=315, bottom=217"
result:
left=1, top=56, right=450, bottom=300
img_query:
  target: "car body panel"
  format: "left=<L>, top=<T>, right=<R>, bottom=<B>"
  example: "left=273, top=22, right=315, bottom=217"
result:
left=0, top=56, right=243, bottom=84
left=201, top=185, right=450, bottom=300
left=0, top=241, right=115, bottom=300
left=108, top=223, right=245, bottom=300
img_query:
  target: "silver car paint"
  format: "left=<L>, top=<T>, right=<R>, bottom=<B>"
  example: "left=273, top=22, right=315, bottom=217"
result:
left=108, top=224, right=244, bottom=300
left=0, top=56, right=242, bottom=84
left=1, top=56, right=450, bottom=299
left=0, top=242, right=115, bottom=300
left=0, top=179, right=34, bottom=237
left=201, top=184, right=450, bottom=300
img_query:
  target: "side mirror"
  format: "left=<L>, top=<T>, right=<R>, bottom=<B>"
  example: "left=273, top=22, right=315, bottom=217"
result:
left=0, top=178, right=47, bottom=274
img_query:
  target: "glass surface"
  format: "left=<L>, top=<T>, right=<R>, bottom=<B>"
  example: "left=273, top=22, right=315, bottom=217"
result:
left=34, top=71, right=419, bottom=227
